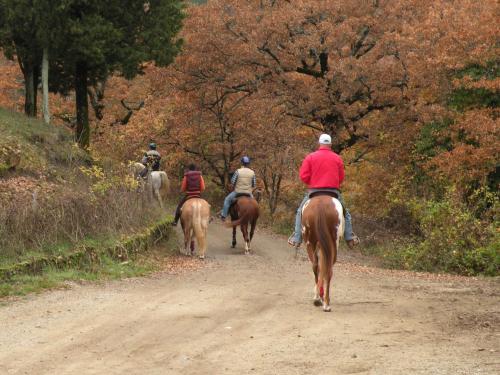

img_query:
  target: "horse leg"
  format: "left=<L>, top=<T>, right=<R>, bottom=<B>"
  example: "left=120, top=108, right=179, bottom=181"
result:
left=231, top=226, right=237, bottom=248
left=323, top=265, right=333, bottom=312
left=308, top=243, right=322, bottom=306
left=249, top=218, right=257, bottom=249
left=241, top=223, right=250, bottom=254
left=183, top=226, right=191, bottom=256
left=154, top=187, right=163, bottom=209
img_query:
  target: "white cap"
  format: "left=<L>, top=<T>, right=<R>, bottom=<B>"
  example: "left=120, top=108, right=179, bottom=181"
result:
left=319, top=133, right=332, bottom=145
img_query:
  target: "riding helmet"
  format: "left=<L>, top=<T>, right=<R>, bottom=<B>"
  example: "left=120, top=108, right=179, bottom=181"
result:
left=149, top=142, right=157, bottom=150
left=241, top=156, right=251, bottom=165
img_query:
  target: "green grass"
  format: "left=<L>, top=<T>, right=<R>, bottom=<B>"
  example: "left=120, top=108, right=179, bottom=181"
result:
left=0, top=255, right=156, bottom=297
left=0, top=235, right=121, bottom=268
left=0, top=218, right=177, bottom=298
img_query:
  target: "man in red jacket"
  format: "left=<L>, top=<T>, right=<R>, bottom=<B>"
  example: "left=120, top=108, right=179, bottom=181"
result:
left=172, top=163, right=205, bottom=226
left=288, top=134, right=359, bottom=248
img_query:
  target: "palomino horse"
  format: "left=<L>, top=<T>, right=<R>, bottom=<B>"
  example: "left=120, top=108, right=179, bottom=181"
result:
left=227, top=195, right=259, bottom=254
left=130, top=162, right=169, bottom=208
left=180, top=198, right=211, bottom=259
left=302, top=194, right=344, bottom=312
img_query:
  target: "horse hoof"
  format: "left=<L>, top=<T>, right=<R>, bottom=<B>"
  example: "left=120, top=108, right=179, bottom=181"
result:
left=199, top=255, right=205, bottom=260
left=245, top=250, right=250, bottom=255
left=313, top=299, right=322, bottom=307
left=323, top=305, right=331, bottom=312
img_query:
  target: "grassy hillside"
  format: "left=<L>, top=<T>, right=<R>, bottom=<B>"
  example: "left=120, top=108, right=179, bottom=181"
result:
left=0, top=108, right=164, bottom=266
left=0, top=108, right=88, bottom=177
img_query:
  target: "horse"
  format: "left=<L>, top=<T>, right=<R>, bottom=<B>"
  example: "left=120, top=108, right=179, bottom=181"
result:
left=227, top=194, right=259, bottom=254
left=301, top=194, right=344, bottom=312
left=129, top=162, right=170, bottom=208
left=180, top=198, right=211, bottom=259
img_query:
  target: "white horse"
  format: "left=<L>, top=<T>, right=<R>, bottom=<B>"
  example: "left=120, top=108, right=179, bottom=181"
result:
left=130, top=162, right=170, bottom=208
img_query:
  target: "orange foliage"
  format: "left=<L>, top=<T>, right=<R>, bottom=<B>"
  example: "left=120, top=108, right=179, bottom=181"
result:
left=429, top=110, right=499, bottom=187
left=0, top=55, right=23, bottom=111
left=1, top=1, right=497, bottom=220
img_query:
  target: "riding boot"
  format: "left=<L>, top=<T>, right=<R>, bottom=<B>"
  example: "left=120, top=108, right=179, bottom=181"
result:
left=172, top=196, right=188, bottom=225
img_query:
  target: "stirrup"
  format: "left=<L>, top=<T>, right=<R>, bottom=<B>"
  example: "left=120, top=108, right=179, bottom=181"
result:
left=346, top=235, right=360, bottom=249
left=287, top=235, right=300, bottom=248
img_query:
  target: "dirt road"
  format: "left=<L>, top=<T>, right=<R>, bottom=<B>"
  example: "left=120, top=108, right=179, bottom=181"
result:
left=1, top=223, right=499, bottom=375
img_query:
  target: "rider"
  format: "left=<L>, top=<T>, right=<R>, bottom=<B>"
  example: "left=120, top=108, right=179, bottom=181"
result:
left=139, top=143, right=161, bottom=179
left=220, top=156, right=256, bottom=220
left=288, top=134, right=360, bottom=249
left=172, top=163, right=205, bottom=226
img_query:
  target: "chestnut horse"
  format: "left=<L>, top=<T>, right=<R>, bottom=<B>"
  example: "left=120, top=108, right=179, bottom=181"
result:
left=180, top=198, right=211, bottom=259
left=302, top=194, right=344, bottom=312
left=227, top=195, right=259, bottom=254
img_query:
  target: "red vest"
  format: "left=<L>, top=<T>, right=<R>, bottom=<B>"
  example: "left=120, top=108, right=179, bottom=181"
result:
left=185, top=170, right=201, bottom=192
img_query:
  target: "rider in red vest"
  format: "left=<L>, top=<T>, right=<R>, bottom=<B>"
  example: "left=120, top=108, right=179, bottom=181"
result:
left=288, top=133, right=360, bottom=248
left=172, top=163, right=205, bottom=226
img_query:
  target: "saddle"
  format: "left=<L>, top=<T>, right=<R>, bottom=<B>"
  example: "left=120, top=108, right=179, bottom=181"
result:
left=308, top=190, right=339, bottom=199
left=235, top=193, right=252, bottom=199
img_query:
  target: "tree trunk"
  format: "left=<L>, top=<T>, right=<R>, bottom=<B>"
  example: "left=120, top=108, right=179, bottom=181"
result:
left=41, top=48, right=50, bottom=124
left=75, top=61, right=89, bottom=148
left=23, top=64, right=37, bottom=117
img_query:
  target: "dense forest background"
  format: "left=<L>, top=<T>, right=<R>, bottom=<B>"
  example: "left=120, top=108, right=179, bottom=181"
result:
left=0, top=0, right=498, bottom=275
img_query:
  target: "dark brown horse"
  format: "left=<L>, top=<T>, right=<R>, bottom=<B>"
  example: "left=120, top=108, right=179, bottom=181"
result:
left=302, top=195, right=344, bottom=312
left=227, top=195, right=260, bottom=254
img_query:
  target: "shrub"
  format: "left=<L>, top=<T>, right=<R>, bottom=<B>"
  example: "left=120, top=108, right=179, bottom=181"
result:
left=384, top=188, right=499, bottom=276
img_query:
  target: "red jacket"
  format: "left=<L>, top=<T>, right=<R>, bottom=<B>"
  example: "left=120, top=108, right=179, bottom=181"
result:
left=299, top=146, right=345, bottom=189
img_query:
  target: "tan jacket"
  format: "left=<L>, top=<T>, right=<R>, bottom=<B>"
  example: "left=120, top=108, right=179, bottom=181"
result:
left=234, top=167, right=256, bottom=194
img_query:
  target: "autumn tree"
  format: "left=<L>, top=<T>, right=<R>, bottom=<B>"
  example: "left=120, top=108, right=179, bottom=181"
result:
left=90, top=1, right=496, bottom=227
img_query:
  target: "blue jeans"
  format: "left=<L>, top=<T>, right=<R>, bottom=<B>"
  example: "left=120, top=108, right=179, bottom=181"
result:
left=221, top=192, right=253, bottom=218
left=292, top=190, right=354, bottom=244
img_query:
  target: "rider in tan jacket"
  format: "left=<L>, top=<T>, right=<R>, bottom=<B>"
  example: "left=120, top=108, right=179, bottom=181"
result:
left=220, top=156, right=256, bottom=220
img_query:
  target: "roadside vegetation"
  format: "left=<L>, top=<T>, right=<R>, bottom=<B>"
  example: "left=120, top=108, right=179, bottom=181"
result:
left=0, top=1, right=498, bottom=277
left=0, top=109, right=178, bottom=297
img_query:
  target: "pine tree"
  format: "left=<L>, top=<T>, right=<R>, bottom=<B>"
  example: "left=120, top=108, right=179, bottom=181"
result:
left=0, top=1, right=184, bottom=147
left=55, top=0, right=185, bottom=148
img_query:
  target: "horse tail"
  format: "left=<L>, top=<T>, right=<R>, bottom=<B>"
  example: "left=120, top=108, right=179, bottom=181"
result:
left=192, top=200, right=209, bottom=257
left=225, top=213, right=248, bottom=228
left=315, top=206, right=334, bottom=286
left=159, top=172, right=169, bottom=194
